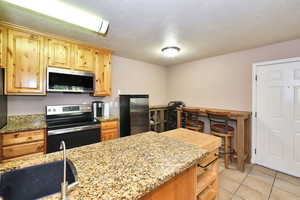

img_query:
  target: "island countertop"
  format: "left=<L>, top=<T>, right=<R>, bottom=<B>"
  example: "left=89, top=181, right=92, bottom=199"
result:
left=0, top=131, right=208, bottom=200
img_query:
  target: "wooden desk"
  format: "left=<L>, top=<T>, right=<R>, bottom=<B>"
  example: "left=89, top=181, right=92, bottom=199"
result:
left=177, top=107, right=251, bottom=172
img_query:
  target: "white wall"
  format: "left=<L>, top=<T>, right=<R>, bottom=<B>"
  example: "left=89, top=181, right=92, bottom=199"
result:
left=7, top=55, right=168, bottom=115
left=8, top=39, right=300, bottom=115
left=167, top=39, right=300, bottom=111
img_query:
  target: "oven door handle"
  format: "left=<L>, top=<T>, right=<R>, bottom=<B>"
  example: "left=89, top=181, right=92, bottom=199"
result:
left=48, top=124, right=101, bottom=136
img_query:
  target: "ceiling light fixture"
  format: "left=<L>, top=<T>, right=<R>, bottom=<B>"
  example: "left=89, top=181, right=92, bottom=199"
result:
left=161, top=46, right=180, bottom=57
left=2, top=0, right=110, bottom=34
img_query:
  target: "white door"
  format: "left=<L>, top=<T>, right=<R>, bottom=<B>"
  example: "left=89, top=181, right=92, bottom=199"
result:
left=256, top=60, right=300, bottom=177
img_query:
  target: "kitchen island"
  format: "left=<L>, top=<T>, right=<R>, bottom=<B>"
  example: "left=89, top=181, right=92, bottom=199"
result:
left=0, top=129, right=219, bottom=200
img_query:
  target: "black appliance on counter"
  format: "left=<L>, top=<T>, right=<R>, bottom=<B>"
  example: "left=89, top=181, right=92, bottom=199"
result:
left=166, top=101, right=185, bottom=130
left=120, top=95, right=149, bottom=137
left=0, top=68, right=7, bottom=129
left=92, top=101, right=104, bottom=118
left=47, top=67, right=94, bottom=93
left=46, top=104, right=100, bottom=153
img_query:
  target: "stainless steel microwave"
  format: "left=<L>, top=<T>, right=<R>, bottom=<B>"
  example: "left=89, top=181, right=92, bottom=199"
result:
left=47, top=67, right=94, bottom=93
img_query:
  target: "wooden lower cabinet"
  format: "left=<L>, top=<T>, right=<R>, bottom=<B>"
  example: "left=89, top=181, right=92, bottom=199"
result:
left=162, top=128, right=221, bottom=200
left=0, top=129, right=46, bottom=162
left=2, top=141, right=44, bottom=160
left=101, top=120, right=119, bottom=141
left=196, top=159, right=219, bottom=200
left=2, top=129, right=44, bottom=146
left=141, top=165, right=197, bottom=200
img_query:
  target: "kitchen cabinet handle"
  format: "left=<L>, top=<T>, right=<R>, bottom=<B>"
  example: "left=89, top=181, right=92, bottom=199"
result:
left=197, top=158, right=218, bottom=170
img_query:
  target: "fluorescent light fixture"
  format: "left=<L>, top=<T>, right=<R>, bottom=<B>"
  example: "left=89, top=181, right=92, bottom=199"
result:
left=2, top=0, right=109, bottom=34
left=161, top=46, right=180, bottom=57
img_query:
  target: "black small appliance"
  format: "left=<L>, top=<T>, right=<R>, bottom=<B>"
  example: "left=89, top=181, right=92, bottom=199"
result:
left=167, top=101, right=185, bottom=130
left=92, top=101, right=104, bottom=118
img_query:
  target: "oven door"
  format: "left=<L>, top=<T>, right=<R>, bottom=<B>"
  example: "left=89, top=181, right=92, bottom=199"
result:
left=47, top=125, right=100, bottom=153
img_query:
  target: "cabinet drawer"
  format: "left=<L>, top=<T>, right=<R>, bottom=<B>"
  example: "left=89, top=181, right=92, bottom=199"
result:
left=199, top=148, right=218, bottom=167
left=2, top=141, right=44, bottom=159
left=101, top=133, right=115, bottom=141
left=101, top=121, right=118, bottom=130
left=101, top=128, right=118, bottom=141
left=197, top=160, right=219, bottom=195
left=197, top=181, right=217, bottom=200
left=2, top=130, right=44, bottom=146
left=102, top=128, right=118, bottom=135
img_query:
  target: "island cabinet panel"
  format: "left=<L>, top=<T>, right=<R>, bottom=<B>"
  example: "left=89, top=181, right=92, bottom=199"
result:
left=93, top=50, right=112, bottom=96
left=101, top=120, right=119, bottom=141
left=73, top=44, right=94, bottom=72
left=6, top=29, right=45, bottom=95
left=46, top=38, right=73, bottom=69
left=0, top=26, right=7, bottom=68
left=1, top=129, right=46, bottom=162
left=196, top=160, right=219, bottom=197
left=140, top=165, right=197, bottom=200
left=161, top=129, right=221, bottom=200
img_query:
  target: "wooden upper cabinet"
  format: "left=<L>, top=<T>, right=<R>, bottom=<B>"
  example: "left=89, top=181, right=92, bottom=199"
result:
left=47, top=38, right=72, bottom=69
left=6, top=29, right=45, bottom=95
left=73, top=45, right=94, bottom=72
left=0, top=26, right=7, bottom=68
left=94, top=50, right=112, bottom=96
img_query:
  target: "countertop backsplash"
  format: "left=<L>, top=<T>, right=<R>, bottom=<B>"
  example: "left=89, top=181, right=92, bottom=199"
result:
left=7, top=93, right=119, bottom=116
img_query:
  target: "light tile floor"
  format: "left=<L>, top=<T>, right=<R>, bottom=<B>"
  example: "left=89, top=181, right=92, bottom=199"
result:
left=218, top=161, right=300, bottom=200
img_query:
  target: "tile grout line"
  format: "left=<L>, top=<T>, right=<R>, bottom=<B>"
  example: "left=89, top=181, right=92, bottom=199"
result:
left=267, top=172, right=277, bottom=200
left=232, top=165, right=253, bottom=198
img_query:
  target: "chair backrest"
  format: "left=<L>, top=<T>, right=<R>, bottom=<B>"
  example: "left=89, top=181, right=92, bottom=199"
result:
left=187, top=111, right=200, bottom=120
left=207, top=111, right=230, bottom=133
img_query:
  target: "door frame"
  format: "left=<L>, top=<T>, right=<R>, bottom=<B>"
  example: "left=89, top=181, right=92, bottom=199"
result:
left=251, top=57, right=300, bottom=165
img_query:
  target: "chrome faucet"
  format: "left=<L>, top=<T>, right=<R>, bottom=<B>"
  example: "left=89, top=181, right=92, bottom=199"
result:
left=60, top=141, right=68, bottom=200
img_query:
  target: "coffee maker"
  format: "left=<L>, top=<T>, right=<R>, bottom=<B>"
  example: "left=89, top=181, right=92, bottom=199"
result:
left=92, top=101, right=104, bottom=118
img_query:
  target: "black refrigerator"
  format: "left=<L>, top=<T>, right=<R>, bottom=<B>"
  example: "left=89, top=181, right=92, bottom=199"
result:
left=119, top=95, right=149, bottom=137
left=0, top=68, right=7, bottom=129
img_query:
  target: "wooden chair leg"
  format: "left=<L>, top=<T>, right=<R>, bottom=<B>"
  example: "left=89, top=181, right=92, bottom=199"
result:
left=224, top=136, right=229, bottom=168
left=230, top=135, right=234, bottom=162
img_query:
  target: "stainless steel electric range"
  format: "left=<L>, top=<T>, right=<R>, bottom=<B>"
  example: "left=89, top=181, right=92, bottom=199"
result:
left=46, top=104, right=100, bottom=153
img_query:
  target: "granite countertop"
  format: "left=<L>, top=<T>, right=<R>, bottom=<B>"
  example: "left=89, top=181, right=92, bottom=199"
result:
left=96, top=115, right=119, bottom=122
left=0, top=114, right=119, bottom=134
left=0, top=132, right=208, bottom=200
left=0, top=114, right=47, bottom=134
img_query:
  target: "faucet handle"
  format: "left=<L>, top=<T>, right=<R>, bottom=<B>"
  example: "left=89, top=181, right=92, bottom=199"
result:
left=60, top=140, right=66, bottom=150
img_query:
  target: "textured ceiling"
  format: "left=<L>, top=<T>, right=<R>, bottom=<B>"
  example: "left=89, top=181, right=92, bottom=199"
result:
left=1, top=0, right=300, bottom=66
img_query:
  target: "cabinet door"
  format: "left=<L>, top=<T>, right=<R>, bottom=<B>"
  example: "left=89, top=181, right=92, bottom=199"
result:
left=101, top=129, right=118, bottom=141
left=47, top=38, right=72, bottom=69
left=0, top=26, right=7, bottom=68
left=140, top=166, right=196, bottom=200
left=6, top=29, right=45, bottom=94
left=73, top=45, right=94, bottom=72
left=94, top=50, right=112, bottom=96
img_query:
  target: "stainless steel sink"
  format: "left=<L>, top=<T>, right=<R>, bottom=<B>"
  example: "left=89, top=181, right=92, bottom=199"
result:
left=0, top=159, right=78, bottom=200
